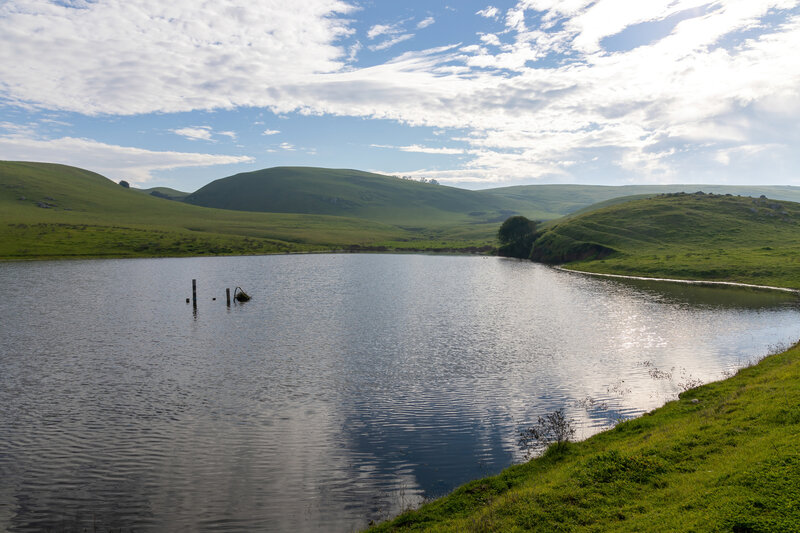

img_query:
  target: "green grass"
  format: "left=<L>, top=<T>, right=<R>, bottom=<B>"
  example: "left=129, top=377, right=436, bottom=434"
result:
left=0, top=161, right=465, bottom=260
left=370, top=342, right=800, bottom=532
left=531, top=192, right=800, bottom=289
left=135, top=185, right=190, bottom=201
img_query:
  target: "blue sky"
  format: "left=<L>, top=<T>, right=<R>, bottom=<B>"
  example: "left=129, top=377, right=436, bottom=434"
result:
left=0, top=0, right=798, bottom=191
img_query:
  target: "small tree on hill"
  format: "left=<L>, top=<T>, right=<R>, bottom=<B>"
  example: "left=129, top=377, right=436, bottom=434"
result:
left=119, top=180, right=130, bottom=188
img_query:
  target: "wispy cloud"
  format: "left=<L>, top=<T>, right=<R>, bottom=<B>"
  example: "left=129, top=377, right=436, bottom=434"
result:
left=172, top=126, right=238, bottom=142
left=371, top=144, right=465, bottom=155
left=476, top=6, right=500, bottom=20
left=171, top=127, right=214, bottom=141
left=366, top=18, right=416, bottom=51
left=369, top=34, right=414, bottom=51
left=367, top=21, right=403, bottom=39
left=262, top=129, right=281, bottom=136
left=417, top=17, right=435, bottom=29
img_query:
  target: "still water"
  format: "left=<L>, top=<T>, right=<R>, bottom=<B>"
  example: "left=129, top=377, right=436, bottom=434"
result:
left=1, top=254, right=798, bottom=531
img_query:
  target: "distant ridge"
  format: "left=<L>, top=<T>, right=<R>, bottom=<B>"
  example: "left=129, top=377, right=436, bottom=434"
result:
left=181, top=166, right=800, bottom=227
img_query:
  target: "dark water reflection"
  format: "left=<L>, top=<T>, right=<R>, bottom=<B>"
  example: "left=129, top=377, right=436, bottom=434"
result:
left=1, top=254, right=798, bottom=531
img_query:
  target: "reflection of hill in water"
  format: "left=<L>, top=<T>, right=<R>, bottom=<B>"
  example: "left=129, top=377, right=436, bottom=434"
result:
left=606, top=278, right=799, bottom=310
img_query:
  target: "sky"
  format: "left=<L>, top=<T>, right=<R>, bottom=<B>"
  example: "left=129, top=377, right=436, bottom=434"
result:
left=0, top=0, right=798, bottom=191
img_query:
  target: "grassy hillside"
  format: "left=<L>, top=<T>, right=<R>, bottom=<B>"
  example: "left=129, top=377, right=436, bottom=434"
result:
left=136, top=186, right=190, bottom=201
left=485, top=183, right=800, bottom=218
left=7, top=161, right=800, bottom=262
left=182, top=168, right=800, bottom=231
left=371, top=341, right=800, bottom=532
left=183, top=166, right=550, bottom=229
left=528, top=192, right=800, bottom=289
left=0, top=162, right=451, bottom=260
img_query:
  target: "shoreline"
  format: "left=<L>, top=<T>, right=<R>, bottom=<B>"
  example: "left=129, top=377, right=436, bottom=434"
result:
left=371, top=340, right=800, bottom=531
left=555, top=265, right=800, bottom=294
left=0, top=247, right=493, bottom=264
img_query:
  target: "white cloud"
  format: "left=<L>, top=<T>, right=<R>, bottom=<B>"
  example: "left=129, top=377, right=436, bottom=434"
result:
left=476, top=6, right=500, bottom=20
left=0, top=134, right=252, bottom=184
left=347, top=40, right=363, bottom=61
left=417, top=17, right=435, bottom=29
left=365, top=18, right=415, bottom=50
left=371, top=144, right=465, bottom=155
left=0, top=0, right=356, bottom=115
left=279, top=142, right=295, bottom=151
left=262, top=129, right=281, bottom=136
left=172, top=126, right=238, bottom=142
left=171, top=127, right=214, bottom=141
left=480, top=33, right=502, bottom=46
left=367, top=22, right=402, bottom=39
left=369, top=34, right=414, bottom=51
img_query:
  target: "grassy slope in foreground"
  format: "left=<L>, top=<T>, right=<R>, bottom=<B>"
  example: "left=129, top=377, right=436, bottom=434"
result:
left=372, top=343, right=800, bottom=532
left=0, top=162, right=430, bottom=260
left=532, top=192, right=800, bottom=289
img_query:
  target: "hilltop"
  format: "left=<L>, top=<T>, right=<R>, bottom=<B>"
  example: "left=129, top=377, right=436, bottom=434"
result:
left=525, top=192, right=800, bottom=289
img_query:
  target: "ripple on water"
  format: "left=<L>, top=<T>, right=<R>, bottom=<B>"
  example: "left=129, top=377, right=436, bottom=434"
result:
left=1, top=255, right=798, bottom=532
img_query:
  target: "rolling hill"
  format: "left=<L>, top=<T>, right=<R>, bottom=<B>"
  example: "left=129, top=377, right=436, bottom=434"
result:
left=0, top=162, right=439, bottom=260
left=527, top=192, right=800, bottom=288
left=484, top=183, right=800, bottom=218
left=179, top=166, right=800, bottom=224
left=182, top=166, right=540, bottom=227
left=6, top=160, right=800, bottom=263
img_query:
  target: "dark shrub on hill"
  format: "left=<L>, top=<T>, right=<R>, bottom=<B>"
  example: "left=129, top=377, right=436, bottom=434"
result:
left=497, top=215, right=541, bottom=258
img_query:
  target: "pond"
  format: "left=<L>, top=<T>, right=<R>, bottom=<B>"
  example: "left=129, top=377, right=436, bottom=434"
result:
left=1, top=254, right=798, bottom=531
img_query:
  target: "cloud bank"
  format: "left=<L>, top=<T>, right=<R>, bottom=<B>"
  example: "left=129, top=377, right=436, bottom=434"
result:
left=0, top=0, right=798, bottom=185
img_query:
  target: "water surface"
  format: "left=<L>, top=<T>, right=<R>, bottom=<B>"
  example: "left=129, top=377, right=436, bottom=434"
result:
left=1, top=254, right=798, bottom=531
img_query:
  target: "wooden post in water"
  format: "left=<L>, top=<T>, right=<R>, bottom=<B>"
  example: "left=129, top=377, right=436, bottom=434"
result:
left=192, top=279, right=197, bottom=308
left=226, top=288, right=231, bottom=307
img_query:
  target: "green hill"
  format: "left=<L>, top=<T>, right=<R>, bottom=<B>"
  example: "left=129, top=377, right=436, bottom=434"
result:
left=528, top=192, right=800, bottom=288
left=7, top=161, right=800, bottom=263
left=183, top=166, right=544, bottom=227
left=181, top=168, right=800, bottom=228
left=136, top=186, right=190, bottom=201
left=484, top=183, right=800, bottom=218
left=0, top=162, right=438, bottom=260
